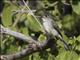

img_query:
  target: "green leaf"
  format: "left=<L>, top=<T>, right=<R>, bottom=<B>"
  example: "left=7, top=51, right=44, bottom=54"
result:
left=6, top=45, right=18, bottom=54
left=20, top=14, right=27, bottom=21
left=75, top=44, right=80, bottom=51
left=2, top=5, right=12, bottom=27
left=76, top=35, right=80, bottom=42
left=56, top=51, right=79, bottom=60
left=20, top=27, right=29, bottom=36
left=72, top=2, right=80, bottom=15
left=62, top=15, right=75, bottom=31
left=38, top=34, right=46, bottom=42
left=26, top=14, right=42, bottom=32
left=78, top=57, right=80, bottom=60
left=2, top=4, right=18, bottom=27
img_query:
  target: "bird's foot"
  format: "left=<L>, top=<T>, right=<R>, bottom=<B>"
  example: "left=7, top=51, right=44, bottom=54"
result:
left=28, top=42, right=42, bottom=50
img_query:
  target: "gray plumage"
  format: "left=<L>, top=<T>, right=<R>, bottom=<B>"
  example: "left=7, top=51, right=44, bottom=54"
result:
left=42, top=15, right=70, bottom=50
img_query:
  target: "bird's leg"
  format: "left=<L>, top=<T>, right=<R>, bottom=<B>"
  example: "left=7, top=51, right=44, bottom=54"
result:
left=28, top=42, right=42, bottom=50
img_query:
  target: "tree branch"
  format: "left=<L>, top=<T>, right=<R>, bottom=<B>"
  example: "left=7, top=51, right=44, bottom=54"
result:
left=0, top=25, right=56, bottom=60
left=0, top=25, right=38, bottom=44
left=0, top=38, right=51, bottom=60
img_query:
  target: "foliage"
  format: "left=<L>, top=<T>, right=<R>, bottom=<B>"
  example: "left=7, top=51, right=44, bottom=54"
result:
left=0, top=0, right=80, bottom=60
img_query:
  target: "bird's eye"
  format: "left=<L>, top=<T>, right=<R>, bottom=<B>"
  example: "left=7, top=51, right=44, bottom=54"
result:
left=45, top=15, right=47, bottom=17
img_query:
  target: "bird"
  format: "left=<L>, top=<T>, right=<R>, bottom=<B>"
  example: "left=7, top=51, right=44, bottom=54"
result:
left=41, top=14, right=70, bottom=50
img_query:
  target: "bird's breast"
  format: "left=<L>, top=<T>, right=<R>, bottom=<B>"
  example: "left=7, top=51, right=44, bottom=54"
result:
left=43, top=21, right=52, bottom=33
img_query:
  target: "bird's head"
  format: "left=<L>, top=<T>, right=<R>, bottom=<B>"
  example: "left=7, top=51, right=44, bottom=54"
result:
left=41, top=16, right=47, bottom=22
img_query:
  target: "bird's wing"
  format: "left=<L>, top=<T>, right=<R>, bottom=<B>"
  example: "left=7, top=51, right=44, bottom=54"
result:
left=51, top=19, right=63, bottom=37
left=43, top=14, right=63, bottom=38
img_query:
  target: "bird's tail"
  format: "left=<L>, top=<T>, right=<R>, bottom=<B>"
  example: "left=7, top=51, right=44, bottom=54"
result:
left=59, top=38, right=70, bottom=50
left=57, top=35, right=70, bottom=50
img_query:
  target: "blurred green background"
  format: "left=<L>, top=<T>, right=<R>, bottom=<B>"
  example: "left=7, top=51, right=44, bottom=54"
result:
left=0, top=0, right=80, bottom=60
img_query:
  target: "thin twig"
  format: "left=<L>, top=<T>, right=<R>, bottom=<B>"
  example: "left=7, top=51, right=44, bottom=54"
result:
left=22, top=0, right=44, bottom=33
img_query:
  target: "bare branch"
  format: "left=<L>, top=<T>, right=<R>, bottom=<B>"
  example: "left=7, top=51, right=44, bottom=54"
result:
left=0, top=25, right=56, bottom=60
left=0, top=38, right=51, bottom=60
left=0, top=25, right=38, bottom=44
